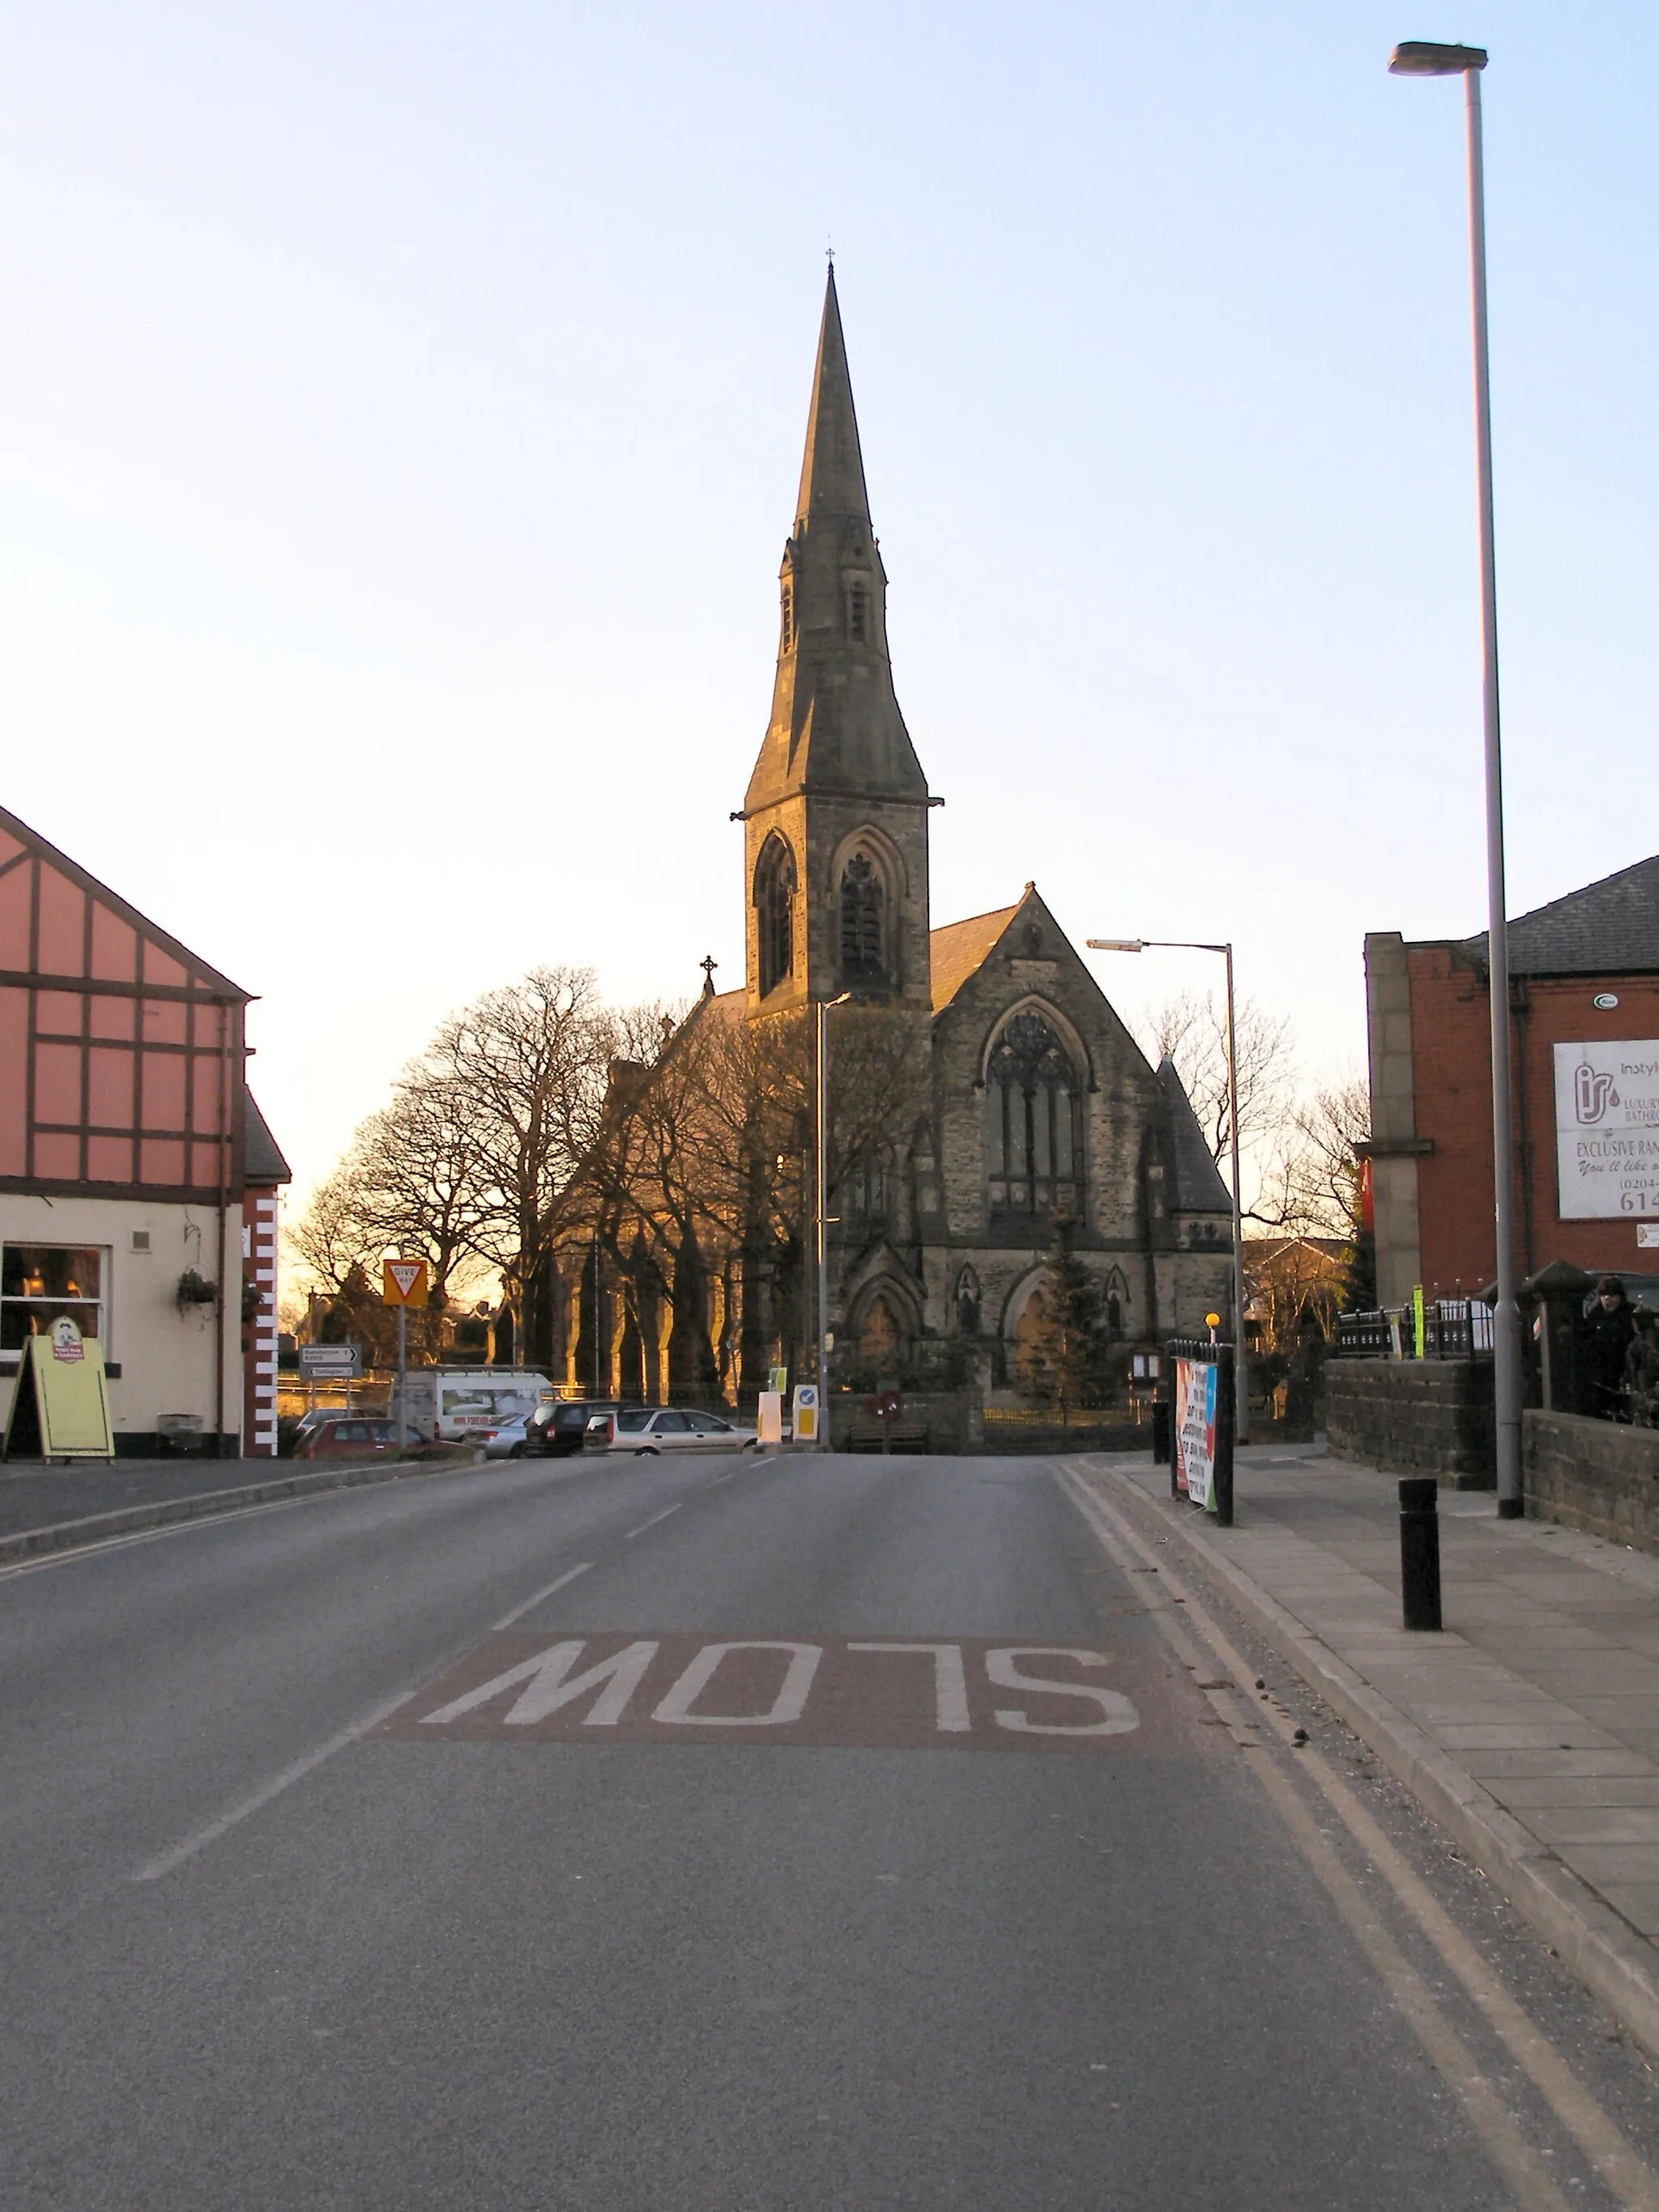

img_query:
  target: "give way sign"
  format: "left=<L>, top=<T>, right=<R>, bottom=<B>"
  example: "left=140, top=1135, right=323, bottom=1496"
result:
left=382, top=1259, right=429, bottom=1307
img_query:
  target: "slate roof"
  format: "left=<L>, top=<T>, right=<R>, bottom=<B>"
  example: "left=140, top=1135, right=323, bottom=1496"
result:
left=929, top=906, right=1019, bottom=1012
left=1462, top=855, right=1659, bottom=978
left=1155, top=1057, right=1233, bottom=1213
left=243, top=1089, right=292, bottom=1184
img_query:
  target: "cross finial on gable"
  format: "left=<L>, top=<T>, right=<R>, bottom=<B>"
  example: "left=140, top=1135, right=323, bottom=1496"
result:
left=700, top=954, right=718, bottom=997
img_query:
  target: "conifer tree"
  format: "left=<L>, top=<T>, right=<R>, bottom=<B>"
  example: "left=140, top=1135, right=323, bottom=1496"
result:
left=1023, top=1215, right=1111, bottom=1407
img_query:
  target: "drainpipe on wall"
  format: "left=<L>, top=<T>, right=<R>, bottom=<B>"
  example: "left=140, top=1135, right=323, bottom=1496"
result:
left=216, top=999, right=232, bottom=1457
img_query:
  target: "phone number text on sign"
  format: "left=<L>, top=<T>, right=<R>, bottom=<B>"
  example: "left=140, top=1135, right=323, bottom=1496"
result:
left=1554, top=1040, right=1659, bottom=1220
left=379, top=1634, right=1147, bottom=1752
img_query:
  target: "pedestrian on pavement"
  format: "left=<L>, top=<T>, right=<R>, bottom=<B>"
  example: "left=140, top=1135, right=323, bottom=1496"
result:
left=1625, top=1307, right=1659, bottom=1429
left=1584, top=1274, right=1638, bottom=1421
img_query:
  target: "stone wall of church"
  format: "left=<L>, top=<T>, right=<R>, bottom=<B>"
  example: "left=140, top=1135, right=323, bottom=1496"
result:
left=928, top=912, right=1168, bottom=1255
left=744, top=791, right=932, bottom=1016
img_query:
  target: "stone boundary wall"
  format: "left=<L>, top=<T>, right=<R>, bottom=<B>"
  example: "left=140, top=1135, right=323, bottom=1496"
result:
left=825, top=1391, right=979, bottom=1454
left=1524, top=1411, right=1659, bottom=1552
left=1325, top=1358, right=1495, bottom=1487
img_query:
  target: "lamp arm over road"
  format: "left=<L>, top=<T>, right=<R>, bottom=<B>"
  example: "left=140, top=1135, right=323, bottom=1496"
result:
left=1387, top=39, right=1521, bottom=1516
left=1085, top=936, right=1250, bottom=1446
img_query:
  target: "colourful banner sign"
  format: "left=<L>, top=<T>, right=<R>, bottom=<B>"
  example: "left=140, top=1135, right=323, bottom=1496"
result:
left=1173, top=1357, right=1218, bottom=1511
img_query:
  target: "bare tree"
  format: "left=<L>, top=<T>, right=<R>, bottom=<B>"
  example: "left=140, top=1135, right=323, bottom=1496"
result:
left=1141, top=990, right=1295, bottom=1170
left=285, top=1165, right=377, bottom=1298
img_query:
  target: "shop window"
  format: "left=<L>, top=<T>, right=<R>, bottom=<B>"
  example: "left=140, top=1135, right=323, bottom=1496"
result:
left=1, top=1244, right=107, bottom=1352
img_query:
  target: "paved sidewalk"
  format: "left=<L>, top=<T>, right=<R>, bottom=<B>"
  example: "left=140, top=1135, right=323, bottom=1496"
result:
left=1076, top=1442, right=1659, bottom=2055
left=0, top=1459, right=304, bottom=1542
left=0, top=1451, right=480, bottom=1562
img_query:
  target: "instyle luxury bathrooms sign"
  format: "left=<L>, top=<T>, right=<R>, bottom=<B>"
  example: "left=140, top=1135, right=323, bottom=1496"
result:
left=1554, top=1041, right=1659, bottom=1219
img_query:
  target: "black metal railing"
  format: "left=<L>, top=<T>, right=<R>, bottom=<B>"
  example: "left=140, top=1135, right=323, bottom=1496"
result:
left=1333, top=1300, right=1493, bottom=1361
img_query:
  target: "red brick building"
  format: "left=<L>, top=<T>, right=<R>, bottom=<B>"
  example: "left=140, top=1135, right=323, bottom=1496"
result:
left=1364, top=857, right=1659, bottom=1309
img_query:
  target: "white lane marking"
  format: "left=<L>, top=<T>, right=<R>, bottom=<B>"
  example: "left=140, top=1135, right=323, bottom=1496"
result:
left=624, top=1503, right=682, bottom=1541
left=492, top=1561, right=593, bottom=1630
left=1056, top=1464, right=1659, bottom=2212
left=707, top=1468, right=744, bottom=1487
left=0, top=1459, right=485, bottom=1583
left=131, top=1689, right=413, bottom=1883
left=0, top=1499, right=304, bottom=1581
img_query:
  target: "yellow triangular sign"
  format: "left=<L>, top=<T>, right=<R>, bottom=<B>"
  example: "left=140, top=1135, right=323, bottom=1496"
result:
left=382, top=1259, right=429, bottom=1307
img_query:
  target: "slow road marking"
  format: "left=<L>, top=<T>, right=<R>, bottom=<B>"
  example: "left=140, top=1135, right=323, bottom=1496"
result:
left=377, top=1634, right=1150, bottom=1751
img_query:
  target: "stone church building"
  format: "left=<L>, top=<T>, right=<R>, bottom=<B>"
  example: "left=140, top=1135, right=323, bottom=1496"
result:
left=688, top=269, right=1234, bottom=1390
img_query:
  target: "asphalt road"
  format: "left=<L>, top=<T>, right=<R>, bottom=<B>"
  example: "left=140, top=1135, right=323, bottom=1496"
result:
left=5, top=1447, right=1658, bottom=2210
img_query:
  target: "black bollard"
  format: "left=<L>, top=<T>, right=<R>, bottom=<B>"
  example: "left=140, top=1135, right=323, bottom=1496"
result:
left=1399, top=1477, right=1443, bottom=1631
left=1152, top=1401, right=1171, bottom=1469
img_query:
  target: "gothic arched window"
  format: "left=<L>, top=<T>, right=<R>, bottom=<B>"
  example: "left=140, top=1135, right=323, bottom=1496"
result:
left=754, top=835, right=796, bottom=998
left=846, top=1149, right=888, bottom=1225
left=839, top=851, right=885, bottom=983
left=984, top=1008, right=1083, bottom=1222
left=780, top=582, right=794, bottom=651
left=848, top=580, right=868, bottom=642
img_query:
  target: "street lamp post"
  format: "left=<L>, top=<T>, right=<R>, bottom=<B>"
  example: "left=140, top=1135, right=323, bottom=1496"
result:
left=1388, top=40, right=1521, bottom=1516
left=1087, top=937, right=1249, bottom=1445
left=815, top=993, right=852, bottom=1450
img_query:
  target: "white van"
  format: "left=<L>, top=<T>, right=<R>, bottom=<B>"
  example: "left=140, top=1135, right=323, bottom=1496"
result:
left=399, top=1369, right=556, bottom=1444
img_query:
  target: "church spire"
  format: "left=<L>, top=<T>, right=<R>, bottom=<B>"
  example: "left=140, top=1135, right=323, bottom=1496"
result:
left=741, top=270, right=933, bottom=1017
left=792, top=263, right=872, bottom=533
left=744, top=267, right=928, bottom=815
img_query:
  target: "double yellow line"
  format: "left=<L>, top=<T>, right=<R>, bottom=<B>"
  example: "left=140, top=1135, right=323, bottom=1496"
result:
left=1056, top=1463, right=1659, bottom=2212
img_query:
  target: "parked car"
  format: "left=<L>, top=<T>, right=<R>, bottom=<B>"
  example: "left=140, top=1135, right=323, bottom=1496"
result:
left=293, top=1417, right=401, bottom=1461
left=585, top=1406, right=759, bottom=1456
left=525, top=1400, right=621, bottom=1458
left=480, top=1415, right=531, bottom=1460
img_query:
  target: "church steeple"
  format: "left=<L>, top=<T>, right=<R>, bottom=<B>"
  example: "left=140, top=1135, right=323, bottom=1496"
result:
left=742, top=271, right=932, bottom=1017
left=792, top=262, right=873, bottom=536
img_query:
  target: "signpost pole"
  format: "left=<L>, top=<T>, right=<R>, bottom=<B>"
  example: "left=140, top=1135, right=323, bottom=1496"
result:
left=397, top=1304, right=407, bottom=1449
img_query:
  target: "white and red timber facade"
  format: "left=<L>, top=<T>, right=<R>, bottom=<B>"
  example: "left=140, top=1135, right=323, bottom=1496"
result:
left=0, top=804, right=290, bottom=1455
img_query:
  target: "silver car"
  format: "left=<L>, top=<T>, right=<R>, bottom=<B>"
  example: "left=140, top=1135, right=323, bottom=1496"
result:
left=585, top=1406, right=759, bottom=1456
left=481, top=1414, right=532, bottom=1460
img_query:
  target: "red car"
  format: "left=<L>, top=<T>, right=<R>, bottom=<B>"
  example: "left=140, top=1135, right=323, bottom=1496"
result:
left=292, top=1417, right=401, bottom=1460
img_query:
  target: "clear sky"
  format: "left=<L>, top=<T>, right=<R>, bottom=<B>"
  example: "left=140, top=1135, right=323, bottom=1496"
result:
left=2, top=2, right=1654, bottom=1207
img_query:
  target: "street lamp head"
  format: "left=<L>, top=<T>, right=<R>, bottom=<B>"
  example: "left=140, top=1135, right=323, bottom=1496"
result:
left=1388, top=40, right=1487, bottom=75
left=1085, top=939, right=1144, bottom=954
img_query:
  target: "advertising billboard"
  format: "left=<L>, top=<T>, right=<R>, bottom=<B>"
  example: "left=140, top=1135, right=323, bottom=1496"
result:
left=1553, top=1042, right=1659, bottom=1220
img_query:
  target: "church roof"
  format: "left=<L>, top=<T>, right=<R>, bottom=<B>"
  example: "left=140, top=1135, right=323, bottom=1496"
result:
left=929, top=905, right=1020, bottom=1011
left=1155, top=1057, right=1234, bottom=1213
left=1461, top=854, right=1659, bottom=978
